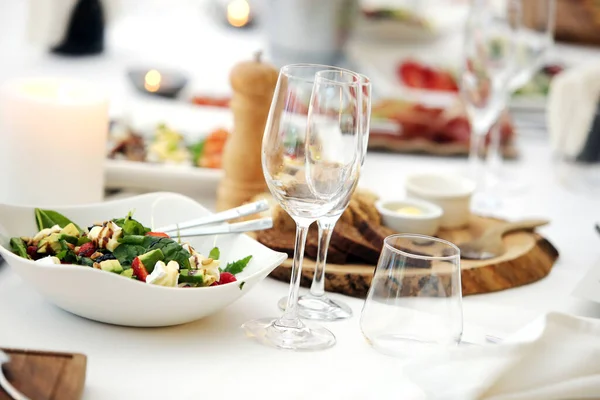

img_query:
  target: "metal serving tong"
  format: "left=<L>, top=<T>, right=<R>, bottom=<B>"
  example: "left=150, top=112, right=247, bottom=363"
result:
left=155, top=200, right=272, bottom=237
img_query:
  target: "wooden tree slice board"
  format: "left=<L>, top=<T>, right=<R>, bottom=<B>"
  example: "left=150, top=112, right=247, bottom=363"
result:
left=268, top=216, right=559, bottom=298
left=0, top=348, right=87, bottom=400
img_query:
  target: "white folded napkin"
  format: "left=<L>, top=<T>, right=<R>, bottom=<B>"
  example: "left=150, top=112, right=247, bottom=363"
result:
left=548, top=60, right=600, bottom=159
left=404, top=312, right=600, bottom=400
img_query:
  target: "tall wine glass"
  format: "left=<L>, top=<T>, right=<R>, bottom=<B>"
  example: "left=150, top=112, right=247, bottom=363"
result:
left=276, top=75, right=371, bottom=321
left=487, top=0, right=556, bottom=194
left=460, top=0, right=518, bottom=214
left=509, top=0, right=556, bottom=93
left=242, top=65, right=365, bottom=350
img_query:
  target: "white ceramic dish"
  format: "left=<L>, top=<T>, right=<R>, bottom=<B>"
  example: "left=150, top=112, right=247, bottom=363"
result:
left=376, top=198, right=443, bottom=236
left=356, top=1, right=469, bottom=43
left=0, top=192, right=287, bottom=327
left=405, top=172, right=475, bottom=229
left=105, top=159, right=224, bottom=195
left=105, top=100, right=231, bottom=196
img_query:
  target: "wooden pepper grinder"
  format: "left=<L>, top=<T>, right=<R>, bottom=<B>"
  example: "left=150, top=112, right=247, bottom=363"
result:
left=216, top=52, right=279, bottom=211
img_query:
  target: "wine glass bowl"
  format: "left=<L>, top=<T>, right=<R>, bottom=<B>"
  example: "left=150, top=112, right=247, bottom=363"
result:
left=243, top=64, right=366, bottom=350
left=459, top=0, right=518, bottom=213
left=277, top=74, right=372, bottom=321
left=460, top=1, right=517, bottom=137
left=509, top=0, right=556, bottom=92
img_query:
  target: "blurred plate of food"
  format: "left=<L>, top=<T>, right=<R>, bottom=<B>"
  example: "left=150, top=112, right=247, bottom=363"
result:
left=369, top=98, right=517, bottom=158
left=352, top=47, right=566, bottom=112
left=105, top=101, right=231, bottom=196
left=356, top=0, right=469, bottom=42
left=186, top=90, right=516, bottom=159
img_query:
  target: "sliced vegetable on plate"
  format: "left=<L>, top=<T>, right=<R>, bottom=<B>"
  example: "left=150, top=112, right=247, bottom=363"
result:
left=192, top=128, right=228, bottom=169
left=108, top=122, right=230, bottom=170
left=397, top=60, right=458, bottom=92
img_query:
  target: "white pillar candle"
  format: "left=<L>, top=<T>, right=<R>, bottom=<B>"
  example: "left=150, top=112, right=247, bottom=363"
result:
left=0, top=78, right=108, bottom=206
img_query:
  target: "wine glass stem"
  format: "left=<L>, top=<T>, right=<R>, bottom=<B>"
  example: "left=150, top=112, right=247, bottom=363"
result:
left=487, top=117, right=503, bottom=181
left=469, top=128, right=488, bottom=190
left=308, top=216, right=339, bottom=298
left=279, top=220, right=311, bottom=326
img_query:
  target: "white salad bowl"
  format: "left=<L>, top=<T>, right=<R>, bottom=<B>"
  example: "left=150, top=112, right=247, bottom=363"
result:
left=0, top=192, right=287, bottom=327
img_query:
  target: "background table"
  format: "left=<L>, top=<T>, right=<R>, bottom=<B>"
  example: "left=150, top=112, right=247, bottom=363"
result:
left=0, top=1, right=599, bottom=399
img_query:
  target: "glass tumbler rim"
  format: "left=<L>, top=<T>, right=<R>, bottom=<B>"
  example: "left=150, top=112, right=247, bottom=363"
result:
left=383, top=234, right=460, bottom=261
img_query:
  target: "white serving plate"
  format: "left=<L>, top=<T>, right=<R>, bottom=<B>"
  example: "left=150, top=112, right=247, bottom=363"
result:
left=0, top=192, right=287, bottom=327
left=356, top=0, right=469, bottom=43
left=105, top=100, right=232, bottom=196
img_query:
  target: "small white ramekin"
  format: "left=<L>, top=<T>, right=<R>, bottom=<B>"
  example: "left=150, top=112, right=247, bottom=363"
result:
left=375, top=198, right=443, bottom=236
left=405, top=172, right=476, bottom=229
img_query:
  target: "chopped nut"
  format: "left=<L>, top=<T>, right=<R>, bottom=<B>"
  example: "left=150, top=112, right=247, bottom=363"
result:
left=93, top=262, right=101, bottom=269
left=201, top=258, right=213, bottom=266
left=66, top=243, right=75, bottom=250
left=90, top=252, right=103, bottom=260
left=74, top=246, right=81, bottom=253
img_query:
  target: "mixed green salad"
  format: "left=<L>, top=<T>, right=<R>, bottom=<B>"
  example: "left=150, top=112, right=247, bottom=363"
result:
left=9, top=209, right=252, bottom=288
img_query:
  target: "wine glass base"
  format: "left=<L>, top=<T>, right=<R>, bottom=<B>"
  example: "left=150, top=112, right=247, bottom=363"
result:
left=241, top=317, right=336, bottom=351
left=493, top=171, right=530, bottom=196
left=460, top=165, right=530, bottom=198
left=471, top=191, right=503, bottom=216
left=277, top=294, right=353, bottom=321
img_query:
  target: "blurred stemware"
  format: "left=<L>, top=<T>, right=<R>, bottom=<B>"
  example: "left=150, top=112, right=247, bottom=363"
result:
left=508, top=0, right=556, bottom=94
left=487, top=0, right=556, bottom=195
left=242, top=64, right=365, bottom=350
left=460, top=0, right=519, bottom=214
left=277, top=75, right=371, bottom=321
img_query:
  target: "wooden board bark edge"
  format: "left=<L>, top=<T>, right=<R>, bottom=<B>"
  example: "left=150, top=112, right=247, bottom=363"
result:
left=268, top=233, right=559, bottom=298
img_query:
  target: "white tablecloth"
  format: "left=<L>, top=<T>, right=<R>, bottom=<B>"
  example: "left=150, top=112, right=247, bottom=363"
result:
left=0, top=1, right=599, bottom=399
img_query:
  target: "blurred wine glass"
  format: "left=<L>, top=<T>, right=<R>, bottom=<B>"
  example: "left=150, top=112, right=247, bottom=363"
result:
left=508, top=0, right=556, bottom=93
left=242, top=64, right=365, bottom=350
left=459, top=0, right=518, bottom=214
left=277, top=75, right=371, bottom=321
left=487, top=0, right=556, bottom=195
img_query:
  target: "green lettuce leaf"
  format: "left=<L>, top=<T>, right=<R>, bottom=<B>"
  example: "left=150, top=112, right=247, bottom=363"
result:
left=113, top=211, right=150, bottom=236
left=209, top=247, right=220, bottom=260
left=35, top=209, right=81, bottom=232
left=10, top=237, right=29, bottom=259
left=223, top=255, right=252, bottom=275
